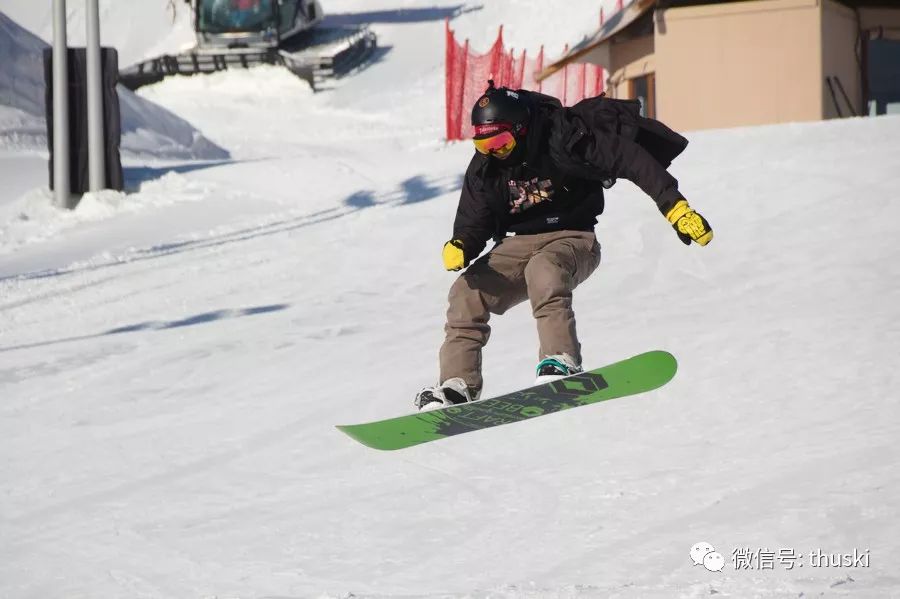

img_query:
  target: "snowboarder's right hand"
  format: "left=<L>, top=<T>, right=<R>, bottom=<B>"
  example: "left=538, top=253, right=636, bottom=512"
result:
left=442, top=239, right=467, bottom=271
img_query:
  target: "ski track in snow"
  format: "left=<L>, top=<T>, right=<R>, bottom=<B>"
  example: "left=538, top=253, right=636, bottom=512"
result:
left=2, top=1, right=900, bottom=597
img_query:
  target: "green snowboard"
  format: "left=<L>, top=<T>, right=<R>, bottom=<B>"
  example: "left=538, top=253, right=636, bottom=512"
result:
left=337, top=350, right=677, bottom=451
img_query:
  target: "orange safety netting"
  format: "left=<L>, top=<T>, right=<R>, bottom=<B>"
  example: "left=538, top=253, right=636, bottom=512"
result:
left=445, top=21, right=606, bottom=141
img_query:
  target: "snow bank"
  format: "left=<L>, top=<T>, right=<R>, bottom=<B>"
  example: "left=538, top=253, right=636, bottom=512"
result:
left=136, top=65, right=316, bottom=159
left=0, top=12, right=228, bottom=161
left=0, top=105, right=46, bottom=150
left=117, top=85, right=230, bottom=160
left=0, top=170, right=219, bottom=254
left=1, top=0, right=196, bottom=68
left=0, top=10, right=46, bottom=116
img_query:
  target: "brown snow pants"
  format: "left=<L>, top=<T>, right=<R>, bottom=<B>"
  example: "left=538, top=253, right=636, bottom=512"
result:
left=439, top=230, right=602, bottom=394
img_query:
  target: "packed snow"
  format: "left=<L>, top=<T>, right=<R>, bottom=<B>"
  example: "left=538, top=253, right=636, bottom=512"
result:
left=1, top=1, right=899, bottom=598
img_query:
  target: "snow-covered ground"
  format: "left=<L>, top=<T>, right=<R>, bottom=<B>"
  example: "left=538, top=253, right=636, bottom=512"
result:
left=1, top=1, right=899, bottom=598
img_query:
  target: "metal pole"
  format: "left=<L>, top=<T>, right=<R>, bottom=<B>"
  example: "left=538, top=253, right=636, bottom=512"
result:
left=51, top=0, right=71, bottom=208
left=86, top=0, right=105, bottom=190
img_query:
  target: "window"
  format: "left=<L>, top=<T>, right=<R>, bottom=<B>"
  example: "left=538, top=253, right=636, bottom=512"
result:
left=630, top=73, right=656, bottom=119
left=199, top=0, right=276, bottom=34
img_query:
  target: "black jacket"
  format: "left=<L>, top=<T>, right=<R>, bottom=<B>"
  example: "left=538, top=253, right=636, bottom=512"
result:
left=453, top=90, right=688, bottom=260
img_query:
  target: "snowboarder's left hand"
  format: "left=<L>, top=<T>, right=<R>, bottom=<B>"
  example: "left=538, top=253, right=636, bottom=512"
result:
left=666, top=200, right=713, bottom=246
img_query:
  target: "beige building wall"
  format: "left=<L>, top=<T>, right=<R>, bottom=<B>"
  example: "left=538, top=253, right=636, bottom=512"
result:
left=655, top=0, right=824, bottom=131
left=821, top=0, right=861, bottom=118
left=606, top=34, right=655, bottom=99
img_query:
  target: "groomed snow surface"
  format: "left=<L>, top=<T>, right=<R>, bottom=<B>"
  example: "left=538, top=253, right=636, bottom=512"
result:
left=1, top=1, right=899, bottom=597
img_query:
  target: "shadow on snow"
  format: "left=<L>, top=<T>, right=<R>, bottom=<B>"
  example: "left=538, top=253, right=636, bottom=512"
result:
left=344, top=174, right=461, bottom=208
left=309, top=45, right=393, bottom=92
left=123, top=160, right=237, bottom=191
left=0, top=304, right=289, bottom=353
left=321, top=5, right=481, bottom=27
left=0, top=173, right=463, bottom=285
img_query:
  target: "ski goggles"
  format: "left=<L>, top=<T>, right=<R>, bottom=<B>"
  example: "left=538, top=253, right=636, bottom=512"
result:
left=473, top=123, right=517, bottom=157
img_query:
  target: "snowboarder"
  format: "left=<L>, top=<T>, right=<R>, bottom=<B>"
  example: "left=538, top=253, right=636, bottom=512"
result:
left=415, top=81, right=712, bottom=411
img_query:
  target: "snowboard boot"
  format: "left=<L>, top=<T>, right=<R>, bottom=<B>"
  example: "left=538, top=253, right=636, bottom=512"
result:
left=415, top=377, right=477, bottom=412
left=535, top=354, right=583, bottom=384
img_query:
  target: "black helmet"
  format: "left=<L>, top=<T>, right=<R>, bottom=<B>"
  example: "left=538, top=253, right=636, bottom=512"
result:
left=471, top=80, right=530, bottom=137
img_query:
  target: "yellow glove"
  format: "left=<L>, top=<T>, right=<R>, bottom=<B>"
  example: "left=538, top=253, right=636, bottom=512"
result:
left=442, top=239, right=467, bottom=271
left=666, top=200, right=713, bottom=246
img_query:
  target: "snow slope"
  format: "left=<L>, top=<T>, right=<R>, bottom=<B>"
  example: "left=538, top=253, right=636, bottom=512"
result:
left=447, top=0, right=621, bottom=56
left=1, top=1, right=899, bottom=597
left=1, top=0, right=195, bottom=68
left=0, top=12, right=227, bottom=160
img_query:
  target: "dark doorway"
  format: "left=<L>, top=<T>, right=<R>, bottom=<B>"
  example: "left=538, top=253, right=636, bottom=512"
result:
left=630, top=73, right=656, bottom=118
left=867, top=37, right=900, bottom=115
